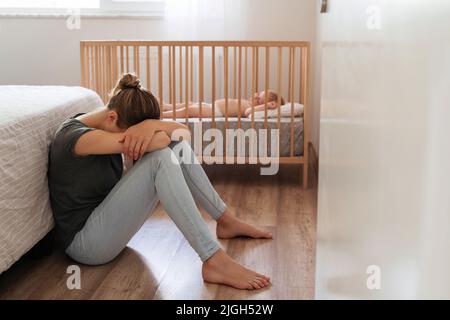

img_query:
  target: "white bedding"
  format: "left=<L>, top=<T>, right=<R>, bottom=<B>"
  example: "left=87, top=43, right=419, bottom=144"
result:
left=0, top=86, right=103, bottom=274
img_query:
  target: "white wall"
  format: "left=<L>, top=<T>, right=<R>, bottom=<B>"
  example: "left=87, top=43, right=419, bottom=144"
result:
left=315, top=0, right=450, bottom=299
left=0, top=0, right=320, bottom=154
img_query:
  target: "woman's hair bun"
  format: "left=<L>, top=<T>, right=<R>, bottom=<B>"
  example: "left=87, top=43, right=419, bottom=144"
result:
left=118, top=73, right=141, bottom=90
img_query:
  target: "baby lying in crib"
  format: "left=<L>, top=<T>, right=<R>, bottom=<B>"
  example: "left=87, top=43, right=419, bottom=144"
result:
left=161, top=90, right=285, bottom=119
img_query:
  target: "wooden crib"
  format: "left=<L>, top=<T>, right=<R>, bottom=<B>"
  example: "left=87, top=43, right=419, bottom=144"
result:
left=80, top=40, right=311, bottom=188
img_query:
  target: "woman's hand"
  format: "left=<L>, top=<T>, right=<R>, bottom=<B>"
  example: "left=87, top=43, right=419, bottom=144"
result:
left=122, top=121, right=157, bottom=160
left=122, top=119, right=189, bottom=160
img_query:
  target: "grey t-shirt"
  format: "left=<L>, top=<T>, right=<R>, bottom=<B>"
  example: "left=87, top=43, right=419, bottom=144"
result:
left=48, top=114, right=123, bottom=249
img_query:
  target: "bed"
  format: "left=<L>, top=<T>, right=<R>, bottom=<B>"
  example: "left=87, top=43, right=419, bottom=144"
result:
left=80, top=40, right=311, bottom=188
left=0, top=85, right=103, bottom=274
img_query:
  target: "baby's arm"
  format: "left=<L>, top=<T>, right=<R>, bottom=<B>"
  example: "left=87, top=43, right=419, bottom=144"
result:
left=244, top=102, right=279, bottom=117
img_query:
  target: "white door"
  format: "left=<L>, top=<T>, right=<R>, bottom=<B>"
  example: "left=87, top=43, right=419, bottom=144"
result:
left=316, top=0, right=450, bottom=299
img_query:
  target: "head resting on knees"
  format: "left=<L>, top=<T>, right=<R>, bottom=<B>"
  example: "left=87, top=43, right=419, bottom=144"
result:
left=103, top=73, right=161, bottom=132
left=253, top=90, right=286, bottom=106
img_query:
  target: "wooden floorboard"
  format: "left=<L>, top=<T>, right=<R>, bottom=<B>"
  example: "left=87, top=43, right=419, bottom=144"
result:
left=0, top=164, right=317, bottom=300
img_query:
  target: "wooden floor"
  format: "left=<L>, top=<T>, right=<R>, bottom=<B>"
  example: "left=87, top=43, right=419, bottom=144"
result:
left=0, top=164, right=317, bottom=300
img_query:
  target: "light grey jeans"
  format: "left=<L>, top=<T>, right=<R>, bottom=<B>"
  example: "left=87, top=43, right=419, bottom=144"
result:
left=66, top=141, right=226, bottom=265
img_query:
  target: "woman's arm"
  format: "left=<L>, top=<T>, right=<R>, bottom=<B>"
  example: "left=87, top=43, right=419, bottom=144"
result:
left=147, top=119, right=188, bottom=137
left=74, top=130, right=170, bottom=157
left=122, top=119, right=188, bottom=159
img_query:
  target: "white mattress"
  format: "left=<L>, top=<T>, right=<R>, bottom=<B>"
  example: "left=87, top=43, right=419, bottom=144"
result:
left=0, top=86, right=103, bottom=274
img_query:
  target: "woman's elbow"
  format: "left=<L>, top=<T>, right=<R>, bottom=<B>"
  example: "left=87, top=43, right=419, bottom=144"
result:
left=161, top=134, right=171, bottom=147
left=155, top=133, right=171, bottom=149
left=147, top=133, right=171, bottom=152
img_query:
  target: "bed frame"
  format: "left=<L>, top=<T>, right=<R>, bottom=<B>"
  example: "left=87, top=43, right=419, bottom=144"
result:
left=80, top=41, right=310, bottom=188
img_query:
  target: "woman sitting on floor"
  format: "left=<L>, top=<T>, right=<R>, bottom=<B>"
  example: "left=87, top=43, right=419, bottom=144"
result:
left=48, top=73, right=272, bottom=290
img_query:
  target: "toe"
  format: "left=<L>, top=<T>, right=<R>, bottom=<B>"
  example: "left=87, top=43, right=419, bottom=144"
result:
left=254, top=278, right=266, bottom=288
left=245, top=282, right=254, bottom=290
left=264, top=231, right=273, bottom=239
left=251, top=280, right=262, bottom=289
left=257, top=276, right=269, bottom=286
left=247, top=281, right=256, bottom=290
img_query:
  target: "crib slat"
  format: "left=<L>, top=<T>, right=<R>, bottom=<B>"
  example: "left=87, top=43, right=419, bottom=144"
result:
left=211, top=46, right=216, bottom=127
left=110, top=46, right=114, bottom=88
left=126, top=46, right=130, bottom=73
left=185, top=46, right=189, bottom=124
left=134, top=46, right=140, bottom=78
left=146, top=46, right=151, bottom=91
left=80, top=43, right=86, bottom=87
left=277, top=47, right=282, bottom=130
left=89, top=46, right=94, bottom=90
left=96, top=46, right=103, bottom=100
left=158, top=46, right=163, bottom=106
left=120, top=46, right=124, bottom=75
left=100, top=46, right=105, bottom=101
left=111, top=46, right=115, bottom=89
left=255, top=47, right=259, bottom=93
left=238, top=46, right=242, bottom=129
left=234, top=47, right=237, bottom=99
left=85, top=45, right=89, bottom=89
left=264, top=47, right=269, bottom=130
left=290, top=47, right=295, bottom=157
left=244, top=47, right=248, bottom=100
left=224, top=46, right=229, bottom=156
left=104, top=46, right=108, bottom=100
left=137, top=46, right=141, bottom=78
left=179, top=46, right=183, bottom=103
left=84, top=46, right=89, bottom=89
left=111, top=46, right=119, bottom=89
left=301, top=47, right=307, bottom=105
left=251, top=47, right=256, bottom=130
left=104, top=46, right=108, bottom=97
left=172, top=46, right=176, bottom=121
left=93, top=46, right=98, bottom=96
left=113, top=46, right=117, bottom=91
left=199, top=46, right=204, bottom=120
left=299, top=47, right=302, bottom=104
left=169, top=46, right=172, bottom=105
left=106, top=46, right=111, bottom=94
left=288, top=47, right=292, bottom=156
left=105, top=46, right=110, bottom=94
left=98, top=46, right=102, bottom=98
left=103, top=46, right=108, bottom=100
left=190, top=47, right=194, bottom=103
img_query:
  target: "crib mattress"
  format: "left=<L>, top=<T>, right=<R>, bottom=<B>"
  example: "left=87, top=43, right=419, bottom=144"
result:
left=171, top=117, right=304, bottom=157
left=0, top=86, right=102, bottom=274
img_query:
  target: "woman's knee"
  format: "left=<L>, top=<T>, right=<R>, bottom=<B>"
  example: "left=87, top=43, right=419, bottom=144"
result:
left=144, top=143, right=195, bottom=168
left=145, top=147, right=179, bottom=167
left=169, top=141, right=196, bottom=164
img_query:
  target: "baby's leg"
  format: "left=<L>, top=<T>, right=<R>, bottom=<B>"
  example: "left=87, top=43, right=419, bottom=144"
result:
left=162, top=104, right=213, bottom=118
left=162, top=102, right=193, bottom=111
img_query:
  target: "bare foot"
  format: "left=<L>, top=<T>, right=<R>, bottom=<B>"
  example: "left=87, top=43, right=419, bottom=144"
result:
left=216, top=211, right=273, bottom=239
left=202, top=249, right=271, bottom=290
